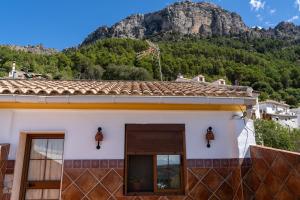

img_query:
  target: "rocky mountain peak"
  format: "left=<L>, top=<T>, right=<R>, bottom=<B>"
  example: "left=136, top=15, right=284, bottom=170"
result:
left=275, top=21, right=296, bottom=30
left=82, top=1, right=248, bottom=45
left=1, top=44, right=58, bottom=55
left=81, top=1, right=300, bottom=45
left=271, top=21, right=300, bottom=39
left=167, top=1, right=220, bottom=9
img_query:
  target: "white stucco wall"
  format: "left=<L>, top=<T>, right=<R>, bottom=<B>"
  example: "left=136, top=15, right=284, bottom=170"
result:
left=0, top=109, right=256, bottom=160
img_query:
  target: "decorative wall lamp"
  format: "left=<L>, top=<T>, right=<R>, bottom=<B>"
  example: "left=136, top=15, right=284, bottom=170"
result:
left=206, top=127, right=215, bottom=148
left=95, top=127, right=104, bottom=149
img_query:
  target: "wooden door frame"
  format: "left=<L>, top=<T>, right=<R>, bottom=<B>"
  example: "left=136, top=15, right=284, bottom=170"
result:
left=19, top=133, right=65, bottom=200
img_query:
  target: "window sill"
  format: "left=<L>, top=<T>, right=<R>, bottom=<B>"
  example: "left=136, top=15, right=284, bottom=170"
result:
left=126, top=191, right=185, bottom=196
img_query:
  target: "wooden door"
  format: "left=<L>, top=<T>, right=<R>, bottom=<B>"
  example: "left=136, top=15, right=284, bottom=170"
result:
left=20, top=134, right=64, bottom=200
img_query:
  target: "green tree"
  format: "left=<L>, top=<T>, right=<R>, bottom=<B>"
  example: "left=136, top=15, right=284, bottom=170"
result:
left=103, top=65, right=152, bottom=81
left=1, top=37, right=300, bottom=106
left=285, top=96, right=298, bottom=108
left=259, top=92, right=269, bottom=101
left=254, top=119, right=300, bottom=152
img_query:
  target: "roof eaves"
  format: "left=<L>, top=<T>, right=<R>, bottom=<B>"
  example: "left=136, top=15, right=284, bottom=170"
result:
left=0, top=94, right=257, bottom=105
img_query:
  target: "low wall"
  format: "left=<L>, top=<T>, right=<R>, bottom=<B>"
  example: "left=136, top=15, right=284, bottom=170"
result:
left=3, top=158, right=248, bottom=200
left=0, top=144, right=10, bottom=200
left=3, top=146, right=299, bottom=199
left=242, top=145, right=300, bottom=199
left=61, top=158, right=249, bottom=200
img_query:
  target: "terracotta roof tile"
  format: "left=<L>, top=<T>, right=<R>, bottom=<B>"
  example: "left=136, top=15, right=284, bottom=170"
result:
left=0, top=79, right=253, bottom=98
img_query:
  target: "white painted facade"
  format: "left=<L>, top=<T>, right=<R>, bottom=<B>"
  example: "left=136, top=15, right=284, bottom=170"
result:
left=291, top=108, right=300, bottom=129
left=259, top=102, right=290, bottom=115
left=0, top=109, right=255, bottom=160
left=259, top=101, right=298, bottom=129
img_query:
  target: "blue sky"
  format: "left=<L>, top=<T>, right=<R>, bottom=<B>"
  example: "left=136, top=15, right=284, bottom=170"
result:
left=0, top=0, right=299, bottom=49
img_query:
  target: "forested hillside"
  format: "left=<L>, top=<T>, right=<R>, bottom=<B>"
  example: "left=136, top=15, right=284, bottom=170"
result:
left=0, top=37, right=300, bottom=106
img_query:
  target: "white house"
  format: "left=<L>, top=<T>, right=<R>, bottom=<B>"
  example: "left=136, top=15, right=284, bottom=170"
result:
left=7, top=62, right=46, bottom=80
left=0, top=79, right=257, bottom=200
left=259, top=100, right=298, bottom=129
left=291, top=108, right=300, bottom=129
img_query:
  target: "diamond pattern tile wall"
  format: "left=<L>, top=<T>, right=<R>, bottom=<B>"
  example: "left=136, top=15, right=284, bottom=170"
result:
left=4, top=146, right=298, bottom=200
left=61, top=159, right=244, bottom=200
left=0, top=144, right=10, bottom=200
left=242, top=146, right=300, bottom=200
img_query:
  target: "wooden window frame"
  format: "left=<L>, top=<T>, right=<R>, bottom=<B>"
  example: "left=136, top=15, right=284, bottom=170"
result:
left=19, top=134, right=65, bottom=200
left=124, top=124, right=186, bottom=196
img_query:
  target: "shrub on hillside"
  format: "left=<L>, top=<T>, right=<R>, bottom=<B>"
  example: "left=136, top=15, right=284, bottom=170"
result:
left=103, top=65, right=152, bottom=81
left=254, top=119, right=300, bottom=152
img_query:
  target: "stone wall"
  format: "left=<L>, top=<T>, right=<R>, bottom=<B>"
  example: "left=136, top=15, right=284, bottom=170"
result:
left=61, top=159, right=250, bottom=200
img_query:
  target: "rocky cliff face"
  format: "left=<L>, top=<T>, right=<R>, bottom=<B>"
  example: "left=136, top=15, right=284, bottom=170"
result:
left=261, top=22, right=300, bottom=40
left=82, top=1, right=300, bottom=46
left=2, top=44, right=57, bottom=55
left=82, top=1, right=249, bottom=45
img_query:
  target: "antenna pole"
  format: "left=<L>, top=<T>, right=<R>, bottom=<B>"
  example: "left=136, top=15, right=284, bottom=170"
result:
left=137, top=40, right=163, bottom=81
left=157, top=49, right=163, bottom=81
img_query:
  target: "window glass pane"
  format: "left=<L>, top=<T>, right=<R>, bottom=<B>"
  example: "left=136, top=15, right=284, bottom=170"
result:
left=157, top=155, right=168, bottom=166
left=46, top=139, right=64, bottom=160
left=169, top=155, right=180, bottom=165
left=42, top=189, right=60, bottom=199
left=45, top=160, right=62, bottom=181
left=157, top=155, right=181, bottom=190
left=25, top=189, right=42, bottom=199
left=28, top=160, right=45, bottom=181
left=30, top=139, right=47, bottom=159
left=127, top=155, right=154, bottom=193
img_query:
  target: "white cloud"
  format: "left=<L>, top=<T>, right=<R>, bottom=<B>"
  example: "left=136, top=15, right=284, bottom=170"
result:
left=269, top=9, right=276, bottom=14
left=287, top=15, right=299, bottom=22
left=250, top=0, right=265, bottom=11
left=295, top=0, right=300, bottom=11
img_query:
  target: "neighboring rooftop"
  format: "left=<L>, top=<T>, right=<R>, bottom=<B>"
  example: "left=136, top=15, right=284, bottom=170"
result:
left=0, top=79, right=253, bottom=98
left=175, top=74, right=227, bottom=85
left=291, top=108, right=300, bottom=113
left=260, top=100, right=290, bottom=107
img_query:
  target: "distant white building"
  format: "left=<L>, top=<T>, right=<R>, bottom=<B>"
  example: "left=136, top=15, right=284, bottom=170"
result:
left=176, top=74, right=206, bottom=83
left=291, top=108, right=300, bottom=129
left=176, top=74, right=260, bottom=119
left=259, top=100, right=298, bottom=129
left=7, top=61, right=47, bottom=80
left=8, top=62, right=24, bottom=79
left=176, top=74, right=225, bottom=85
left=212, top=78, right=226, bottom=85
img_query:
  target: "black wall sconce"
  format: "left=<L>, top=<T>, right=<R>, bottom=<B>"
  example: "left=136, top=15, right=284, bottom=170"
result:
left=95, top=127, right=104, bottom=149
left=206, top=127, right=215, bottom=148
